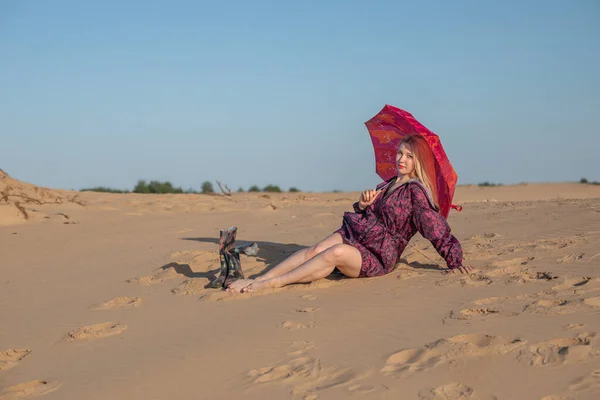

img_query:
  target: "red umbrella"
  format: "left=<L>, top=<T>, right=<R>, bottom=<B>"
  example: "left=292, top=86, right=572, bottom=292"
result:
left=365, top=104, right=461, bottom=219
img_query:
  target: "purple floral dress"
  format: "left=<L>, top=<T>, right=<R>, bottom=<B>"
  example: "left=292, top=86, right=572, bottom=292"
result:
left=335, top=178, right=463, bottom=277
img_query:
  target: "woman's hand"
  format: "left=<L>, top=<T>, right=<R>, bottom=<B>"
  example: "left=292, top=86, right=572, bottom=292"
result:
left=358, top=189, right=381, bottom=210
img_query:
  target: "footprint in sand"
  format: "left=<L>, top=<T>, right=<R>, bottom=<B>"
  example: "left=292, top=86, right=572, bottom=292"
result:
left=491, top=256, right=535, bottom=269
left=65, top=322, right=127, bottom=342
left=503, top=270, right=558, bottom=285
left=461, top=274, right=493, bottom=286
left=249, top=341, right=364, bottom=399
left=436, top=273, right=493, bottom=287
left=288, top=341, right=317, bottom=357
left=418, top=382, right=497, bottom=400
left=290, top=367, right=356, bottom=399
left=455, top=293, right=560, bottom=321
left=90, top=296, right=141, bottom=310
left=279, top=321, right=315, bottom=330
left=557, top=253, right=585, bottom=264
left=301, top=295, right=319, bottom=300
left=565, top=324, right=586, bottom=331
left=347, top=381, right=377, bottom=394
left=198, top=291, right=234, bottom=302
left=296, top=307, right=320, bottom=313
left=381, top=333, right=525, bottom=376
left=450, top=308, right=502, bottom=320
left=0, top=349, right=31, bottom=371
left=248, top=356, right=357, bottom=399
left=127, top=264, right=180, bottom=286
left=248, top=356, right=320, bottom=384
left=522, top=298, right=580, bottom=316
left=461, top=234, right=499, bottom=257
left=473, top=296, right=513, bottom=306
left=553, top=277, right=600, bottom=295
left=0, top=380, right=61, bottom=400
left=517, top=333, right=599, bottom=367
left=569, top=369, right=600, bottom=394
left=172, top=279, right=206, bottom=296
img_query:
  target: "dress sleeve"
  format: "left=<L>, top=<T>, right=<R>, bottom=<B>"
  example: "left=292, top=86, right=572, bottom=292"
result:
left=409, top=184, right=463, bottom=269
left=353, top=202, right=365, bottom=213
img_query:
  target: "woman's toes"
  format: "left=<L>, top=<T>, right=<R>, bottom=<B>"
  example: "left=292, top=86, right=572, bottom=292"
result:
left=227, top=279, right=253, bottom=293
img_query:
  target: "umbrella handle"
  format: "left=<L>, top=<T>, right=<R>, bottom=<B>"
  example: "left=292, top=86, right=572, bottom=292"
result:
left=451, top=204, right=463, bottom=212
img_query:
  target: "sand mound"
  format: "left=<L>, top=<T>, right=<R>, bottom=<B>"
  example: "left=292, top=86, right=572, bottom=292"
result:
left=0, top=169, right=85, bottom=226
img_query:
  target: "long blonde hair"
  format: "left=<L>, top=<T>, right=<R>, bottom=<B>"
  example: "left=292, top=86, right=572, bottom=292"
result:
left=398, top=134, right=439, bottom=210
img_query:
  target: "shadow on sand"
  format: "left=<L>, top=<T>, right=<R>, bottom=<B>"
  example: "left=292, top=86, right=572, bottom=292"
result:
left=156, top=261, right=220, bottom=280
left=397, top=258, right=442, bottom=271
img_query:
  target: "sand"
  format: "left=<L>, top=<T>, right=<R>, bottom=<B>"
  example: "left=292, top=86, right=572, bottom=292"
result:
left=1, top=172, right=600, bottom=400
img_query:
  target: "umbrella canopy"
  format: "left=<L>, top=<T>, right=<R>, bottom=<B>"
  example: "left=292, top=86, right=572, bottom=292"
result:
left=365, top=104, right=459, bottom=219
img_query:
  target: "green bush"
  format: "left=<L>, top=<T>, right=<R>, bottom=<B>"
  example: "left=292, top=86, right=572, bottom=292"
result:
left=248, top=185, right=260, bottom=192
left=478, top=182, right=502, bottom=187
left=151, top=180, right=183, bottom=193
left=133, top=180, right=150, bottom=193
left=263, top=184, right=282, bottom=193
left=237, top=187, right=245, bottom=192
left=133, top=180, right=183, bottom=194
left=580, top=177, right=600, bottom=185
left=289, top=187, right=300, bottom=192
left=201, top=181, right=214, bottom=194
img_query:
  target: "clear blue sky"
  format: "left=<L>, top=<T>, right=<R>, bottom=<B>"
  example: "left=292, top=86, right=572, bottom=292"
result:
left=1, top=0, right=598, bottom=192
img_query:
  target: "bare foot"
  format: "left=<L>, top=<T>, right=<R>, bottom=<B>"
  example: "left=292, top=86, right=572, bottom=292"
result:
left=226, top=279, right=254, bottom=293
left=243, top=279, right=275, bottom=293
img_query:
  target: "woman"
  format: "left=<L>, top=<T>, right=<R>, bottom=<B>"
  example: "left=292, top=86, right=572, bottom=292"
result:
left=227, top=134, right=472, bottom=293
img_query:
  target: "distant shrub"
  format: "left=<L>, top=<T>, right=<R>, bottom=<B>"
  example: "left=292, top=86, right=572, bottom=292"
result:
left=331, top=189, right=342, bottom=193
left=263, top=184, right=282, bottom=193
left=248, top=185, right=260, bottom=192
left=580, top=177, right=600, bottom=185
left=151, top=180, right=183, bottom=193
left=478, top=182, right=502, bottom=187
left=237, top=187, right=245, bottom=192
left=289, top=187, right=300, bottom=192
left=133, top=180, right=183, bottom=194
left=201, top=181, right=214, bottom=194
left=134, top=180, right=150, bottom=193
left=80, top=187, right=130, bottom=193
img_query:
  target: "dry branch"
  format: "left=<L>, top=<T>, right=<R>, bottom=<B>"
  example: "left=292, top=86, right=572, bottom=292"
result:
left=216, top=180, right=232, bottom=196
left=13, top=202, right=29, bottom=220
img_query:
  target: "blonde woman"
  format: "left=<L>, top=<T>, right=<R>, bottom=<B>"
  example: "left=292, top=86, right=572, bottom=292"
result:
left=227, top=134, right=472, bottom=293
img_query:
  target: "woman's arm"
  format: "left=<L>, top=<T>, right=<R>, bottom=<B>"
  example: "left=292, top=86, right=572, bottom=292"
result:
left=409, top=183, right=464, bottom=271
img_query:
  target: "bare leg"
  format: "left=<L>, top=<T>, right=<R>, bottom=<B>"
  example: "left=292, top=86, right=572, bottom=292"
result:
left=226, top=233, right=343, bottom=292
left=243, top=243, right=362, bottom=292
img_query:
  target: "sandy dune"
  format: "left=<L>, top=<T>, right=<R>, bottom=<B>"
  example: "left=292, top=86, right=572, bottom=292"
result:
left=1, top=173, right=600, bottom=400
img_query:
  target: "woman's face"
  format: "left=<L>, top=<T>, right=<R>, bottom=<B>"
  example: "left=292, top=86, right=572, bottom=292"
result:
left=396, top=143, right=416, bottom=177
